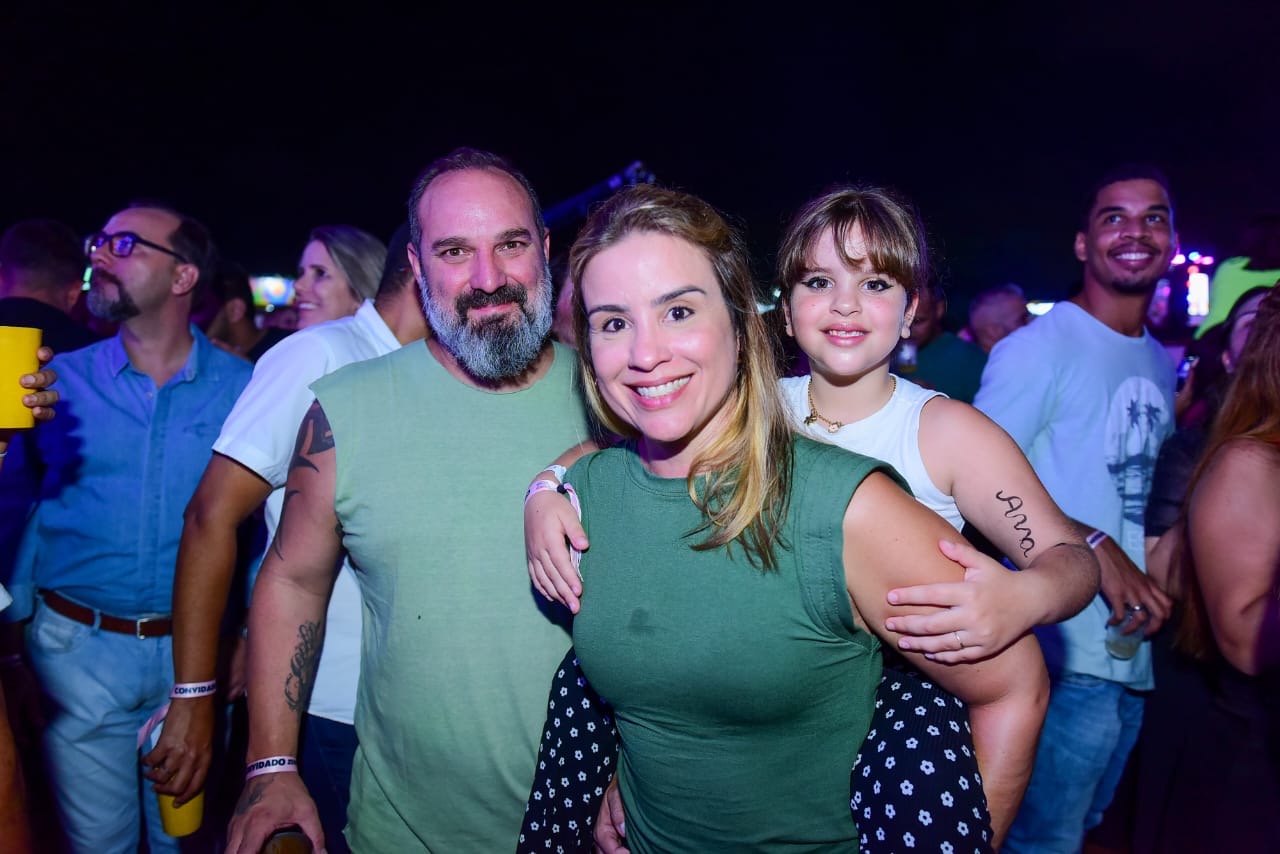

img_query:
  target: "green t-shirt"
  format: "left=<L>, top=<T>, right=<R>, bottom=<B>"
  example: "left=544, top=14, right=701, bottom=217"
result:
left=908, top=331, right=986, bottom=404
left=313, top=341, right=590, bottom=852
left=571, top=436, right=895, bottom=852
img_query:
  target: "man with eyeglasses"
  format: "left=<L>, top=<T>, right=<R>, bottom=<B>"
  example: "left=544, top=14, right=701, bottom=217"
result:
left=0, top=203, right=252, bottom=852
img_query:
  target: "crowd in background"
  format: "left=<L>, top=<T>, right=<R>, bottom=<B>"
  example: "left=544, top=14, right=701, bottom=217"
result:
left=0, top=152, right=1276, bottom=854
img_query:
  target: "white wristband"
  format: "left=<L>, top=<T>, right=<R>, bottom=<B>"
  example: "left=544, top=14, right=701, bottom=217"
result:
left=524, top=479, right=562, bottom=505
left=1086, top=529, right=1109, bottom=550
left=245, top=755, right=298, bottom=779
left=170, top=680, right=217, bottom=699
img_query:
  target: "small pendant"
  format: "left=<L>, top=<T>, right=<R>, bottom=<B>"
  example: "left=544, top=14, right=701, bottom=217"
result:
left=825, top=421, right=841, bottom=434
left=804, top=413, right=818, bottom=427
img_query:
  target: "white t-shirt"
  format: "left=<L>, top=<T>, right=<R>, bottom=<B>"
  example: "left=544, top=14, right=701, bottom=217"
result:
left=779, top=374, right=961, bottom=531
left=974, top=301, right=1175, bottom=688
left=214, top=300, right=406, bottom=723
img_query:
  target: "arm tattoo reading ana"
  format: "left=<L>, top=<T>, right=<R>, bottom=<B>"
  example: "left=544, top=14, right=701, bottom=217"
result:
left=284, top=620, right=322, bottom=714
left=995, top=490, right=1036, bottom=558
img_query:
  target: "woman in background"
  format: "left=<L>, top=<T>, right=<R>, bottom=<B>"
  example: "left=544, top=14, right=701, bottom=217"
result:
left=291, top=225, right=386, bottom=329
left=1151, top=284, right=1280, bottom=851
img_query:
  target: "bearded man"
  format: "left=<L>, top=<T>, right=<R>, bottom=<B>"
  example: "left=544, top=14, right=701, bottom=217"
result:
left=1, top=204, right=251, bottom=852
left=227, top=149, right=590, bottom=853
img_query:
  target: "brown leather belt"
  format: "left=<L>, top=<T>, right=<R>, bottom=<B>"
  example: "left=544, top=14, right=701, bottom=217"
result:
left=38, top=589, right=172, bottom=638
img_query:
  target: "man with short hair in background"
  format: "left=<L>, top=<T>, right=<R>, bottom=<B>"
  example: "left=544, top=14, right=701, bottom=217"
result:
left=199, top=261, right=292, bottom=362
left=976, top=166, right=1178, bottom=853
left=0, top=219, right=99, bottom=354
left=0, top=203, right=252, bottom=852
left=899, top=280, right=987, bottom=402
left=964, top=282, right=1032, bottom=353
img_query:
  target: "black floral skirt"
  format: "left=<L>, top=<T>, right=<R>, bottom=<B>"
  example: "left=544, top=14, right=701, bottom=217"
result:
left=517, top=649, right=991, bottom=853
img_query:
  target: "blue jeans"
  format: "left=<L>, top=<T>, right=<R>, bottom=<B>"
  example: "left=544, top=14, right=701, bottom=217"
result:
left=26, top=602, right=178, bottom=854
left=300, top=713, right=357, bottom=854
left=1004, top=672, right=1144, bottom=854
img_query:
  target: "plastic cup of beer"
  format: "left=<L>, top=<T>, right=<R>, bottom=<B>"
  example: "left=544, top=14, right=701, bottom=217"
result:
left=157, top=790, right=204, bottom=837
left=0, top=326, right=42, bottom=429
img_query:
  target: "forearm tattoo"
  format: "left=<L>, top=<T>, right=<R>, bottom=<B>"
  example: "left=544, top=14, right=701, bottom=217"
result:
left=284, top=620, right=322, bottom=715
left=995, top=490, right=1036, bottom=558
left=234, top=775, right=273, bottom=816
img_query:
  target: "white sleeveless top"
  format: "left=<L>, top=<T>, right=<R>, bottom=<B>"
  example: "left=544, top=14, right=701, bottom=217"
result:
left=779, top=374, right=963, bottom=531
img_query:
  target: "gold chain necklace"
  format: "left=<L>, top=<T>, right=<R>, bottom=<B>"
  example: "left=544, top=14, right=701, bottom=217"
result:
left=804, top=376, right=896, bottom=434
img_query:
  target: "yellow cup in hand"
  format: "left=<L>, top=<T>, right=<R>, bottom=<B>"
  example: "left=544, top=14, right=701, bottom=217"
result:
left=0, top=326, right=42, bottom=429
left=157, top=790, right=204, bottom=837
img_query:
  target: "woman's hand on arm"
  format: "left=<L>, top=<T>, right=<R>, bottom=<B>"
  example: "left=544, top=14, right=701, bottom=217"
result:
left=885, top=539, right=1045, bottom=663
left=1187, top=440, right=1280, bottom=675
left=844, top=473, right=1049, bottom=848
left=886, top=400, right=1099, bottom=658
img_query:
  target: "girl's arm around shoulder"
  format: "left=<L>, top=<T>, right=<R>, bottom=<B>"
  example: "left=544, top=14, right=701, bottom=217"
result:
left=842, top=472, right=1049, bottom=848
left=526, top=440, right=603, bottom=613
left=918, top=397, right=1099, bottom=620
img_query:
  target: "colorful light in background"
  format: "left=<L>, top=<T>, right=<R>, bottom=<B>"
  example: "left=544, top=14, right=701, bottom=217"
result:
left=1187, top=271, right=1210, bottom=318
left=1169, top=250, right=1215, bottom=321
left=250, top=275, right=293, bottom=307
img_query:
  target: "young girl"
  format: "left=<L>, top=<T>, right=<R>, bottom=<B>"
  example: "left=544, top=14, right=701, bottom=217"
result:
left=521, top=183, right=1044, bottom=853
left=522, top=186, right=1089, bottom=852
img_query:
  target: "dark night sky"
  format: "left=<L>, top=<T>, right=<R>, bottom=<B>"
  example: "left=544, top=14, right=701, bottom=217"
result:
left=3, top=2, right=1277, bottom=304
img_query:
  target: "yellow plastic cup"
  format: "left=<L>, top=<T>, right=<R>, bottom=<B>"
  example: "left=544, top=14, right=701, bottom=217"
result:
left=157, top=790, right=204, bottom=837
left=0, top=326, right=41, bottom=429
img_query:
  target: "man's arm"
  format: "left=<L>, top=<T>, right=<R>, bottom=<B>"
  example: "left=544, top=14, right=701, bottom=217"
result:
left=226, top=401, right=345, bottom=854
left=142, top=455, right=272, bottom=803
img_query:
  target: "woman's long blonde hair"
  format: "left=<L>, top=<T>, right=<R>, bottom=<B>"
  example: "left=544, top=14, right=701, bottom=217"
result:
left=1174, top=283, right=1280, bottom=659
left=569, top=185, right=793, bottom=569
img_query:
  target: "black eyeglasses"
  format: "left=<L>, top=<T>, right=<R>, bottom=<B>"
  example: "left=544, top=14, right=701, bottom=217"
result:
left=84, top=231, right=189, bottom=264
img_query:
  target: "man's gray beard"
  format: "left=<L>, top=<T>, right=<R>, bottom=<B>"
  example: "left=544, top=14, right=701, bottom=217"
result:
left=86, top=282, right=141, bottom=322
left=421, top=267, right=554, bottom=381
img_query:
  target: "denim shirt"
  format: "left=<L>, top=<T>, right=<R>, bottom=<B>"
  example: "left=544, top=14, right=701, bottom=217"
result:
left=3, top=326, right=251, bottom=620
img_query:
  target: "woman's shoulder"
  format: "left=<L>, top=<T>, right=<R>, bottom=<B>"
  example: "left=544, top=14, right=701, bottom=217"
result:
left=1205, top=437, right=1280, bottom=482
left=791, top=434, right=908, bottom=490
